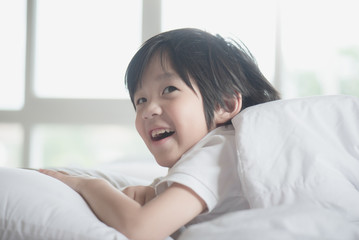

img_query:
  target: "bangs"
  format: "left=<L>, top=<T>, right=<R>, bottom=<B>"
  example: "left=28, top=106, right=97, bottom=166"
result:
left=125, top=44, right=194, bottom=107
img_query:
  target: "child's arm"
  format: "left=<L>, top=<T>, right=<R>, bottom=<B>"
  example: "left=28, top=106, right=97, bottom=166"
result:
left=122, top=185, right=156, bottom=206
left=40, top=169, right=205, bottom=240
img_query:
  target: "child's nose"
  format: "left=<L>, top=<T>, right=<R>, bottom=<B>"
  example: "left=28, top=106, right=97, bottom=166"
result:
left=142, top=101, right=162, bottom=119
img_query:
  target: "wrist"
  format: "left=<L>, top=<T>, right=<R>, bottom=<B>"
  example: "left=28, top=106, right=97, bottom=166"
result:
left=76, top=177, right=108, bottom=194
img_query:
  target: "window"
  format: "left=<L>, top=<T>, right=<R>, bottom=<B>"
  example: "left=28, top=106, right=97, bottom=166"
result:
left=0, top=124, right=23, bottom=167
left=279, top=0, right=359, bottom=98
left=31, top=124, right=149, bottom=168
left=162, top=0, right=359, bottom=98
left=34, top=0, right=141, bottom=99
left=0, top=0, right=26, bottom=110
left=1, top=0, right=358, bottom=169
left=0, top=0, right=153, bottom=169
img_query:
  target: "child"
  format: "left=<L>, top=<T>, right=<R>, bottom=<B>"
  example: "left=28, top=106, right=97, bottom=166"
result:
left=40, top=28, right=280, bottom=240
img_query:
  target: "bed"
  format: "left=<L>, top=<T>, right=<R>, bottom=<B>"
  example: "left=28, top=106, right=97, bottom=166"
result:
left=1, top=95, right=359, bottom=240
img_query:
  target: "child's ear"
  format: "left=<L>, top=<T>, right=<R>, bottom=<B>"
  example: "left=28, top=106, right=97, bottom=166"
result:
left=214, top=94, right=242, bottom=126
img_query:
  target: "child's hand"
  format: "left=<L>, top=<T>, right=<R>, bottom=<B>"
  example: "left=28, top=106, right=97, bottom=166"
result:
left=39, top=169, right=92, bottom=193
left=122, top=185, right=155, bottom=206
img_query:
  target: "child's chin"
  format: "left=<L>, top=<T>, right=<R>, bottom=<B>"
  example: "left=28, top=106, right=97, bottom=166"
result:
left=155, top=157, right=178, bottom=168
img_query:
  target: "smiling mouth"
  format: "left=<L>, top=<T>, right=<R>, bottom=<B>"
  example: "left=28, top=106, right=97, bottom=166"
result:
left=151, top=129, right=175, bottom=141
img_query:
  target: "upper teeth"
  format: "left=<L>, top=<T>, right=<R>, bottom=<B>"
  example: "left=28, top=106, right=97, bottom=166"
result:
left=151, top=129, right=173, bottom=138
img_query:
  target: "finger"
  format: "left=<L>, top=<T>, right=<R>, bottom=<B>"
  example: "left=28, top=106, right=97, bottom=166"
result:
left=39, top=168, right=56, bottom=176
left=39, top=169, right=69, bottom=175
left=39, top=169, right=83, bottom=192
left=123, top=187, right=145, bottom=205
left=136, top=192, right=146, bottom=206
left=122, top=187, right=135, bottom=199
left=39, top=169, right=66, bottom=180
left=21, top=168, right=38, bottom=171
left=145, top=189, right=156, bottom=203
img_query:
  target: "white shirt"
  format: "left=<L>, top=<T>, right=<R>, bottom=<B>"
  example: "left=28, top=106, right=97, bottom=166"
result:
left=155, top=125, right=249, bottom=226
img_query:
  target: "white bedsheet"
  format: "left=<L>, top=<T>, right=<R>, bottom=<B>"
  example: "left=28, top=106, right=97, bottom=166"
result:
left=179, top=95, right=359, bottom=239
left=179, top=203, right=359, bottom=240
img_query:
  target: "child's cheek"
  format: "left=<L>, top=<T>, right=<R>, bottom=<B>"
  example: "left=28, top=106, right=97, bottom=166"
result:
left=135, top=115, right=147, bottom=142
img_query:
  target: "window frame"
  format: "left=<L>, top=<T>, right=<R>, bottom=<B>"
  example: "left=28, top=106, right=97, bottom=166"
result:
left=0, top=0, right=162, bottom=167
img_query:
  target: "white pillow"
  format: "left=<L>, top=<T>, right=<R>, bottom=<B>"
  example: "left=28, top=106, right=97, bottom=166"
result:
left=0, top=167, right=146, bottom=240
left=178, top=203, right=359, bottom=240
left=232, top=95, right=359, bottom=220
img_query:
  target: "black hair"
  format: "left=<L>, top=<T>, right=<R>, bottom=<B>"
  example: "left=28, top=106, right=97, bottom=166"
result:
left=125, top=28, right=280, bottom=129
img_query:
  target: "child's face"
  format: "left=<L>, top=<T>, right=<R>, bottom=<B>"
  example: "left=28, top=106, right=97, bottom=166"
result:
left=134, top=54, right=211, bottom=168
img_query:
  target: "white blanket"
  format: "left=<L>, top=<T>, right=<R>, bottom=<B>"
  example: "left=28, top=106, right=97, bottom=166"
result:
left=179, top=95, right=359, bottom=239
left=179, top=204, right=359, bottom=240
left=1, top=95, right=358, bottom=239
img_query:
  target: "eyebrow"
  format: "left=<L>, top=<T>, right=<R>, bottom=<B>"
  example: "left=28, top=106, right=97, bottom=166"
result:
left=134, top=71, right=178, bottom=95
left=156, top=72, right=177, bottom=81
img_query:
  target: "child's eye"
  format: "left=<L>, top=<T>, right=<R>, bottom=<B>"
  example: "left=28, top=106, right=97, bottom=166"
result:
left=162, top=86, right=178, bottom=95
left=136, top=97, right=147, bottom=105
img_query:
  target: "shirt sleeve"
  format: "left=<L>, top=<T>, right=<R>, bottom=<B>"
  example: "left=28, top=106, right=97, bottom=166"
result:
left=155, top=127, right=236, bottom=212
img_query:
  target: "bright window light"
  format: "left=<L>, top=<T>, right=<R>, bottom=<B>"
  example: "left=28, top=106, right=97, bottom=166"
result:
left=30, top=124, right=153, bottom=169
left=34, top=0, right=142, bottom=99
left=0, top=0, right=26, bottom=110
left=0, top=124, right=23, bottom=167
left=279, top=0, right=359, bottom=98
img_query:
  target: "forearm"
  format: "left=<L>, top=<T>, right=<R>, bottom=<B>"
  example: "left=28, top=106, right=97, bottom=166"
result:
left=40, top=169, right=203, bottom=240
left=77, top=178, right=142, bottom=234
left=78, top=179, right=200, bottom=240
